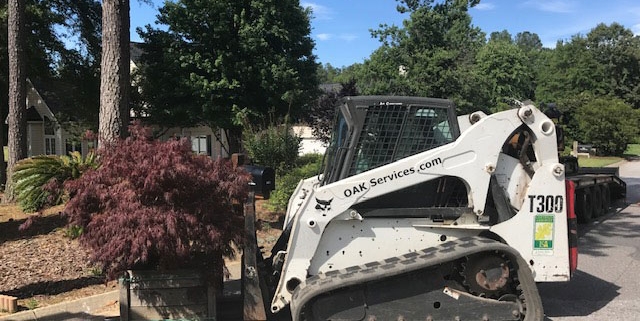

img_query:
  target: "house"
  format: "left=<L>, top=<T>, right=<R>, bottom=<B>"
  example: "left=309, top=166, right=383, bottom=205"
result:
left=21, top=44, right=231, bottom=159
left=292, top=125, right=326, bottom=155
left=24, top=78, right=96, bottom=157
left=287, top=83, right=340, bottom=156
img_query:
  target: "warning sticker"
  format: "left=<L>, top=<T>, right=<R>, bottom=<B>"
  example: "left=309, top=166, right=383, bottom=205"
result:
left=533, top=215, right=554, bottom=255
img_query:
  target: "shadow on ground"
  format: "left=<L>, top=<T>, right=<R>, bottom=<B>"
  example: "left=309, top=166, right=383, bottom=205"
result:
left=0, top=213, right=66, bottom=243
left=539, top=269, right=620, bottom=319
left=4, top=276, right=104, bottom=301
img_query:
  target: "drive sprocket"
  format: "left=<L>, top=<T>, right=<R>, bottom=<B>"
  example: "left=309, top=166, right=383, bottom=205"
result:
left=461, top=251, right=515, bottom=299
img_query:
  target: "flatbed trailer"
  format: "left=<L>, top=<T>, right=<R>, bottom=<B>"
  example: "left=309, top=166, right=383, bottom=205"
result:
left=563, top=160, right=627, bottom=223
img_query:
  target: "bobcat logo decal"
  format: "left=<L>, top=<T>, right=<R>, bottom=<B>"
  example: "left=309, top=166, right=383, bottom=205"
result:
left=315, top=197, right=333, bottom=211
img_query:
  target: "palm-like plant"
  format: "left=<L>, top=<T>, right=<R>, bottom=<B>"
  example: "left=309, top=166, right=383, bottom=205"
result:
left=12, top=152, right=99, bottom=212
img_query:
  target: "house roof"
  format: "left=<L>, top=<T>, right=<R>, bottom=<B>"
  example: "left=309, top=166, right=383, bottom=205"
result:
left=320, top=83, right=341, bottom=93
left=29, top=78, right=66, bottom=116
left=26, top=105, right=43, bottom=121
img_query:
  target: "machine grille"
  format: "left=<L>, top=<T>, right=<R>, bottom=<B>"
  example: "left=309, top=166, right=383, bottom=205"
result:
left=349, top=104, right=454, bottom=175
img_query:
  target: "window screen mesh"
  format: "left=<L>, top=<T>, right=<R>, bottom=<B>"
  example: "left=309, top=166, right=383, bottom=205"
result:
left=349, top=104, right=453, bottom=175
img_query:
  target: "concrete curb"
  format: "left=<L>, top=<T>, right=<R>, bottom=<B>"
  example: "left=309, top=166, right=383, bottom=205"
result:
left=0, top=290, right=118, bottom=321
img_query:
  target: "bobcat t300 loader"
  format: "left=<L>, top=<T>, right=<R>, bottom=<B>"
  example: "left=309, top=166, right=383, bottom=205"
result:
left=249, top=96, right=578, bottom=321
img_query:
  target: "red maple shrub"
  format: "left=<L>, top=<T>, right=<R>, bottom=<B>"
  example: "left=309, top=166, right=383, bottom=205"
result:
left=64, top=124, right=251, bottom=280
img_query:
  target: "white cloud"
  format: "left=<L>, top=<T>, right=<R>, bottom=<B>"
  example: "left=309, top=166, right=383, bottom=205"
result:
left=316, top=33, right=333, bottom=41
left=339, top=34, right=357, bottom=42
left=301, top=2, right=333, bottom=20
left=473, top=3, right=495, bottom=10
left=523, top=0, right=575, bottom=13
left=633, top=24, right=640, bottom=36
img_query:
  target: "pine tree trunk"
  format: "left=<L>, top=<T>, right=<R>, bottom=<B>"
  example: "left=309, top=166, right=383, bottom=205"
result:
left=120, top=0, right=130, bottom=132
left=99, top=0, right=130, bottom=146
left=4, top=0, right=27, bottom=202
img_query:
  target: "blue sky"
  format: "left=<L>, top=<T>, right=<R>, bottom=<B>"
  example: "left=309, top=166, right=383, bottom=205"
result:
left=130, top=0, right=640, bottom=68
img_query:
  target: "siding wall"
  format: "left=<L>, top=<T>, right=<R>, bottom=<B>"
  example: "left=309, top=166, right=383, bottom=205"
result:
left=25, top=80, right=228, bottom=159
left=159, top=126, right=230, bottom=159
left=28, top=122, right=45, bottom=156
left=292, top=125, right=327, bottom=155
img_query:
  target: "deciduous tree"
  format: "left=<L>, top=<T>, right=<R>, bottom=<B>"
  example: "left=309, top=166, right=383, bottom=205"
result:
left=575, top=97, right=639, bottom=155
left=359, top=0, right=488, bottom=113
left=586, top=23, right=640, bottom=109
left=137, top=0, right=318, bottom=152
left=475, top=40, right=534, bottom=111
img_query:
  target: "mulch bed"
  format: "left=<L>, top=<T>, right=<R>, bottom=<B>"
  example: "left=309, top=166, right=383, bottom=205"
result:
left=0, top=213, right=103, bottom=299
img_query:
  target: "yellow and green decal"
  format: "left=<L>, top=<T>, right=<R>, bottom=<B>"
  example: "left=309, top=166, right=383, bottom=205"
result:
left=534, top=215, right=554, bottom=254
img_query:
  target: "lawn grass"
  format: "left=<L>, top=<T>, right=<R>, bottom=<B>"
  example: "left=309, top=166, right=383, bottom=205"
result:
left=578, top=156, right=623, bottom=168
left=576, top=143, right=639, bottom=167
left=624, top=143, right=640, bottom=156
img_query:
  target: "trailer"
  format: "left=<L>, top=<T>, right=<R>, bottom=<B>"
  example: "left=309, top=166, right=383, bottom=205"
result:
left=561, top=156, right=627, bottom=224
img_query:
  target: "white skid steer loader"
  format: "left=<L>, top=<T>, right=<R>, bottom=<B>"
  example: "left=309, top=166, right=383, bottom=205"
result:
left=251, top=96, right=578, bottom=321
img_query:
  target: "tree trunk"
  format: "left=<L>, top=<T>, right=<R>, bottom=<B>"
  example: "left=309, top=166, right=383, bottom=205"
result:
left=120, top=0, right=130, bottom=133
left=4, top=0, right=27, bottom=202
left=99, top=0, right=130, bottom=146
left=227, top=126, right=243, bottom=155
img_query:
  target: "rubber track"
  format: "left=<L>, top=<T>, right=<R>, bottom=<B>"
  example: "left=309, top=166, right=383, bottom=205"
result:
left=290, top=236, right=543, bottom=321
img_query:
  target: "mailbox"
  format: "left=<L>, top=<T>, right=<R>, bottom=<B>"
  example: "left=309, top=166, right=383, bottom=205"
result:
left=243, top=165, right=276, bottom=199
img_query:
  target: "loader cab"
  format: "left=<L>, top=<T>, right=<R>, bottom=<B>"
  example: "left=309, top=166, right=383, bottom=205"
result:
left=321, top=96, right=461, bottom=186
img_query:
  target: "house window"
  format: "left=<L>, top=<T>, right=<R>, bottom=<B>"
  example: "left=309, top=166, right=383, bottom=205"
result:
left=191, top=135, right=211, bottom=156
left=45, top=137, right=56, bottom=155
left=65, top=139, right=82, bottom=155
left=43, top=117, right=56, bottom=155
left=86, top=140, right=97, bottom=154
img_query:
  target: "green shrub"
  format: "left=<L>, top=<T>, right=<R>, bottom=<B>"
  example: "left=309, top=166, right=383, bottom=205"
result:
left=12, top=152, right=98, bottom=212
left=63, top=225, right=84, bottom=239
left=295, top=153, right=323, bottom=168
left=243, top=124, right=301, bottom=172
left=267, top=155, right=323, bottom=213
left=575, top=98, right=639, bottom=156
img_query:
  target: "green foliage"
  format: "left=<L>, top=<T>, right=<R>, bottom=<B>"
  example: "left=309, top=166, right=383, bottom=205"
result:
left=266, top=153, right=323, bottom=213
left=137, top=0, right=318, bottom=140
left=88, top=266, right=103, bottom=276
left=625, top=144, right=640, bottom=156
left=586, top=23, right=640, bottom=109
left=536, top=23, right=640, bottom=109
left=243, top=124, right=302, bottom=173
left=12, top=152, right=98, bottom=212
left=357, top=0, right=489, bottom=114
left=26, top=298, right=38, bottom=310
left=63, top=225, right=84, bottom=239
left=575, top=98, right=640, bottom=155
left=0, top=0, right=102, bottom=128
left=475, top=40, right=534, bottom=111
left=296, top=153, right=324, bottom=168
left=515, top=31, right=543, bottom=51
left=489, top=30, right=513, bottom=43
